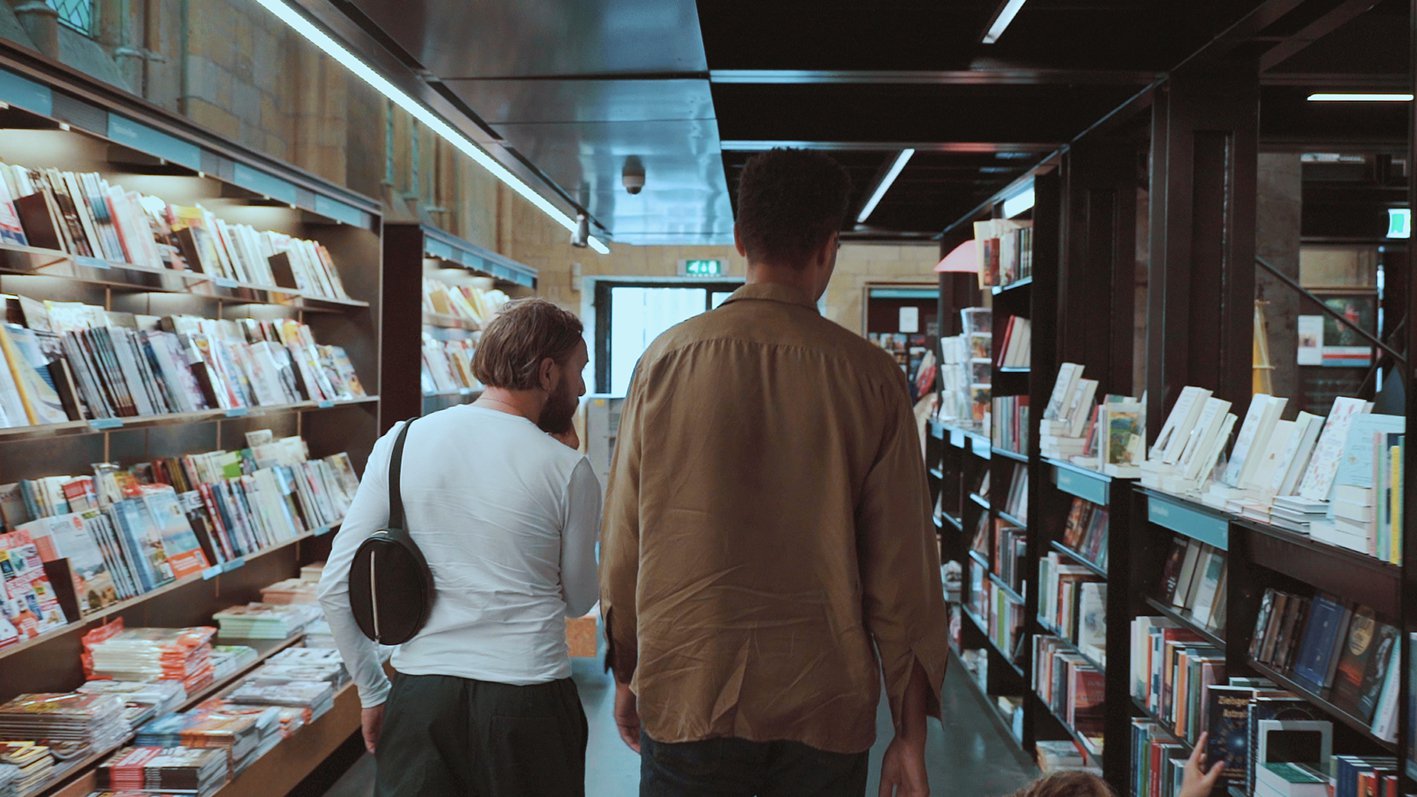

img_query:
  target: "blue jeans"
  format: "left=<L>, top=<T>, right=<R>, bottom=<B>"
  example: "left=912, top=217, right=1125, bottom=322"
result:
left=639, top=732, right=869, bottom=796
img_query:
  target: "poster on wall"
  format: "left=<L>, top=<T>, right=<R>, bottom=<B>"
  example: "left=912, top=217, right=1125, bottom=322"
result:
left=1296, top=291, right=1377, bottom=368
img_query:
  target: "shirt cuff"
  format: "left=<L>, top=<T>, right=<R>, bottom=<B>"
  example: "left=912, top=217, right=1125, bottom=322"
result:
left=357, top=677, right=392, bottom=710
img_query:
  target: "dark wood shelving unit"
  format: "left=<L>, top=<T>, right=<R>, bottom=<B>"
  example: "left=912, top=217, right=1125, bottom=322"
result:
left=1247, top=659, right=1397, bottom=752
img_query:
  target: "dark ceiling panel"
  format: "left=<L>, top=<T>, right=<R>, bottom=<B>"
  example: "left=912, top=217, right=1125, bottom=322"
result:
left=710, top=83, right=1135, bottom=143
left=347, top=0, right=708, bottom=77
left=1260, top=86, right=1409, bottom=149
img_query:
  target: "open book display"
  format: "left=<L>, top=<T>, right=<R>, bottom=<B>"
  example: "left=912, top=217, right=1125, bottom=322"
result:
left=1141, top=389, right=1403, bottom=564
left=1040, top=363, right=1143, bottom=477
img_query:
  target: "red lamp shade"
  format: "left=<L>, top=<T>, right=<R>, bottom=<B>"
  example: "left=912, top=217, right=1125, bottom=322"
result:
left=935, top=240, right=979, bottom=273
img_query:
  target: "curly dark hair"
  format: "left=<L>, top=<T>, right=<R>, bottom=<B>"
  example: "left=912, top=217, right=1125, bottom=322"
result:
left=736, top=148, right=851, bottom=269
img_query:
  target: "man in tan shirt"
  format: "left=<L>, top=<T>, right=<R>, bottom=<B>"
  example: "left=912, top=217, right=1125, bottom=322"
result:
left=600, top=149, right=949, bottom=796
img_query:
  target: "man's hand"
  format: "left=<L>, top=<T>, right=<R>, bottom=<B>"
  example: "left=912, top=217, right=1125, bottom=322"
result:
left=878, top=736, right=928, bottom=797
left=361, top=705, right=385, bottom=754
left=613, top=681, right=642, bottom=753
left=553, top=426, right=580, bottom=450
left=1179, top=732, right=1225, bottom=797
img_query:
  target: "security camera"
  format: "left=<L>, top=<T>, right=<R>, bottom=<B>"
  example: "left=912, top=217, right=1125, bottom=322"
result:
left=570, top=213, right=589, bottom=248
left=623, top=157, right=645, bottom=195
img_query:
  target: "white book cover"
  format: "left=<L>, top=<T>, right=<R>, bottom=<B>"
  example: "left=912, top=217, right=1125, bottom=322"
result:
left=1223, top=394, right=1285, bottom=487
left=1151, top=386, right=1212, bottom=465
left=1274, top=412, right=1322, bottom=496
left=1067, top=379, right=1099, bottom=438
left=1178, top=397, right=1232, bottom=481
left=1297, top=397, right=1372, bottom=501
left=1247, top=419, right=1296, bottom=494
left=1044, top=363, right=1082, bottom=421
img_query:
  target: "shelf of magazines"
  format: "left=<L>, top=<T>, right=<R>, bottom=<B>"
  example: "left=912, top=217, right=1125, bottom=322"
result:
left=0, top=243, right=369, bottom=312
left=30, top=633, right=306, bottom=797
left=0, top=522, right=340, bottom=664
left=0, top=397, right=379, bottom=443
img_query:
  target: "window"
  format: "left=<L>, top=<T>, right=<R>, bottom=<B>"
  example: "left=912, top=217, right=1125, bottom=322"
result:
left=594, top=281, right=742, bottom=394
left=47, top=0, right=94, bottom=34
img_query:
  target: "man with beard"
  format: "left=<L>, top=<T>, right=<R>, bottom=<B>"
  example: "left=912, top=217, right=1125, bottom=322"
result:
left=318, top=298, right=599, bottom=796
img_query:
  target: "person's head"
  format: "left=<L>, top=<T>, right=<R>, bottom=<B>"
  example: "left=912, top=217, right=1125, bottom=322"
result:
left=472, top=298, right=587, bottom=434
left=1010, top=772, right=1115, bottom=797
left=734, top=148, right=852, bottom=301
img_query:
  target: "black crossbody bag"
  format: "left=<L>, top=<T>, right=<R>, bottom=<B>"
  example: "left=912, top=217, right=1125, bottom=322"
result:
left=348, top=418, right=435, bottom=644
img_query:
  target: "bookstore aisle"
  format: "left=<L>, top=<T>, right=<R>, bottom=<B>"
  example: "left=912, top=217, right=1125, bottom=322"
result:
left=319, top=655, right=1040, bottom=797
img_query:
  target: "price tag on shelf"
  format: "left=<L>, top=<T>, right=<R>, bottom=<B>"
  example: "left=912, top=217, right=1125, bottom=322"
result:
left=316, top=400, right=334, bottom=409
left=214, top=277, right=239, bottom=289
left=224, top=407, right=249, bottom=418
left=314, top=524, right=333, bottom=537
left=201, top=565, right=223, bottom=581
left=88, top=418, right=123, bottom=431
left=224, top=557, right=245, bottom=573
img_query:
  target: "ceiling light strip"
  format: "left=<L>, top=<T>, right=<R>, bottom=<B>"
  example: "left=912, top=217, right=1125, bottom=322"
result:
left=252, top=0, right=610, bottom=254
left=982, top=0, right=1028, bottom=44
left=856, top=149, right=915, bottom=224
left=1307, top=92, right=1414, bottom=102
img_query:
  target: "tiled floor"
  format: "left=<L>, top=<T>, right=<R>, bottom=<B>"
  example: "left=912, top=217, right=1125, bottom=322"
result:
left=321, top=657, right=1037, bottom=796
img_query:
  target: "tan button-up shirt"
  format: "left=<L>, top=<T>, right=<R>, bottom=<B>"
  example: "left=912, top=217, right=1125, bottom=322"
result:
left=600, top=282, right=949, bottom=754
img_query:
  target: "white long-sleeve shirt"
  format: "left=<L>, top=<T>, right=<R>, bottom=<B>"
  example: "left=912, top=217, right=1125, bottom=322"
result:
left=317, top=405, right=601, bottom=708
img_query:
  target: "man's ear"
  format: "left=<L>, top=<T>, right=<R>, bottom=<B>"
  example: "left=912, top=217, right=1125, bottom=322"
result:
left=539, top=356, right=558, bottom=392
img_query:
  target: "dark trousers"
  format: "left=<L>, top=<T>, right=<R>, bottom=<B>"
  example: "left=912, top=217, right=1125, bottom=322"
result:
left=640, top=732, right=869, bottom=796
left=374, top=672, right=587, bottom=797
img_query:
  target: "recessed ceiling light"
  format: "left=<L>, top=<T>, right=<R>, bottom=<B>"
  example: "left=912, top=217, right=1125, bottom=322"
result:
left=856, top=149, right=915, bottom=224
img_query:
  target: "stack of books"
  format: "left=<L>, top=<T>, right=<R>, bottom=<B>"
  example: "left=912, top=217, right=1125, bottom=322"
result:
left=1059, top=498, right=1108, bottom=569
left=134, top=710, right=265, bottom=773
left=1033, top=739, right=1096, bottom=775
left=195, top=698, right=304, bottom=743
left=991, top=395, right=1029, bottom=455
left=0, top=742, right=52, bottom=794
left=84, top=625, right=218, bottom=696
left=0, top=161, right=350, bottom=300
left=1250, top=590, right=1400, bottom=741
left=77, top=680, right=186, bottom=728
left=1141, top=386, right=1235, bottom=495
left=98, top=745, right=229, bottom=795
left=224, top=678, right=335, bottom=723
left=1040, top=363, right=1099, bottom=462
left=1156, top=536, right=1227, bottom=636
left=259, top=578, right=319, bottom=605
left=972, top=218, right=1033, bottom=288
left=0, top=693, right=131, bottom=758
left=1032, top=636, right=1105, bottom=755
left=1037, top=553, right=1106, bottom=664
left=964, top=309, right=992, bottom=426
left=422, top=334, right=479, bottom=396
left=0, top=297, right=368, bottom=429
left=995, top=316, right=1031, bottom=368
left=422, top=278, right=510, bottom=326
left=211, top=603, right=321, bottom=640
left=209, top=645, right=260, bottom=682
left=251, top=649, right=347, bottom=690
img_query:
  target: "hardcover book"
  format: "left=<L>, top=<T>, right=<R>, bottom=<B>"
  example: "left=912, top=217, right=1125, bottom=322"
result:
left=1291, top=594, right=1350, bottom=692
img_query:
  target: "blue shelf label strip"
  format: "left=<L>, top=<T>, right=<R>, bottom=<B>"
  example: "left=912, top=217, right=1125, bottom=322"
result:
left=232, top=163, right=297, bottom=204
left=949, top=430, right=965, bottom=449
left=73, top=256, right=111, bottom=271
left=88, top=418, right=123, bottom=430
left=225, top=407, right=249, bottom=418
left=201, top=565, right=223, bottom=581
left=0, top=69, right=52, bottom=116
left=1148, top=495, right=1228, bottom=550
left=316, top=400, right=334, bottom=409
left=224, top=557, right=245, bottom=573
left=313, top=194, right=367, bottom=227
left=1053, top=466, right=1108, bottom=505
left=107, top=115, right=202, bottom=171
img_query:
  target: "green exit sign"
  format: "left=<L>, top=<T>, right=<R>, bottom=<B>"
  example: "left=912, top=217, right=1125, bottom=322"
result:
left=680, top=258, right=725, bottom=277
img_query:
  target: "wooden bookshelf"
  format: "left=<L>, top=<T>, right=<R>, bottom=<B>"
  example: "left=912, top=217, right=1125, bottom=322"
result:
left=0, top=45, right=382, bottom=796
left=380, top=223, right=538, bottom=429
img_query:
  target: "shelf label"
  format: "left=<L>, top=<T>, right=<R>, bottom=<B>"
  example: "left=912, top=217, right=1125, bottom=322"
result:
left=107, top=114, right=202, bottom=171
left=313, top=194, right=367, bottom=227
left=1149, top=495, right=1228, bottom=550
left=214, top=277, right=239, bottom=289
left=949, top=430, right=965, bottom=449
left=73, top=255, right=111, bottom=270
left=0, top=69, right=52, bottom=115
left=224, top=557, right=245, bottom=573
left=88, top=417, right=123, bottom=430
left=224, top=407, right=249, bottom=418
left=314, top=524, right=333, bottom=537
left=201, top=565, right=223, bottom=581
left=1054, top=466, right=1108, bottom=505
left=316, top=399, right=335, bottom=409
left=232, top=163, right=297, bottom=204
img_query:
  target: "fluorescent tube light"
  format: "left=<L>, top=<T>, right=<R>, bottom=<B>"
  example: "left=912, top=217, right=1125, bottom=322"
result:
left=982, top=0, right=1028, bottom=44
left=1307, top=93, right=1413, bottom=102
left=1003, top=187, right=1034, bottom=218
left=1387, top=208, right=1410, bottom=239
left=251, top=0, right=609, bottom=254
left=856, top=149, right=914, bottom=224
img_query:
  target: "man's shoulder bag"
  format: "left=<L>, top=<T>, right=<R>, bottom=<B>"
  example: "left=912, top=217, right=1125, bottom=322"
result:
left=349, top=418, right=435, bottom=644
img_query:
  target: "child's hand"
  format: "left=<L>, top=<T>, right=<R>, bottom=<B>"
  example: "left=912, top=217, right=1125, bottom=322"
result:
left=1179, top=733, right=1227, bottom=797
